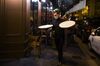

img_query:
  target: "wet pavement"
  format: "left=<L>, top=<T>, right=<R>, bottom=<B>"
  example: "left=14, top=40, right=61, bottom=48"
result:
left=0, top=36, right=100, bottom=66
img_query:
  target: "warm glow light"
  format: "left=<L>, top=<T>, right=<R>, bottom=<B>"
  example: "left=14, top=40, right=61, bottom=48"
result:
left=82, top=6, right=88, bottom=15
left=85, top=6, right=88, bottom=10
left=75, top=14, right=79, bottom=17
left=7, top=0, right=19, bottom=5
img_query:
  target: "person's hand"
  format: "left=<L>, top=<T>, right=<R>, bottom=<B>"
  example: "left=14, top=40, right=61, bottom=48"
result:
left=48, top=27, right=52, bottom=31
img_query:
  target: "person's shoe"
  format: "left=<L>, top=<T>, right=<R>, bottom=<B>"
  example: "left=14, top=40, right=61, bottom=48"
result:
left=57, top=62, right=62, bottom=66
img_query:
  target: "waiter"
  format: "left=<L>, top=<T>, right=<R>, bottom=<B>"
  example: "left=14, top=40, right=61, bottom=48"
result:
left=51, top=8, right=65, bottom=65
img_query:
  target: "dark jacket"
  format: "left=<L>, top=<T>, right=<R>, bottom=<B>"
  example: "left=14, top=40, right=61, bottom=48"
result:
left=52, top=18, right=64, bottom=40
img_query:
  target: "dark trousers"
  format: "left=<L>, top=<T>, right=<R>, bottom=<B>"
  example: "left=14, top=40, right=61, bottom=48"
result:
left=55, top=37, right=64, bottom=63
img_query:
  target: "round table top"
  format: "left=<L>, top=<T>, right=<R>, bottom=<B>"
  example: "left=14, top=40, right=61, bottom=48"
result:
left=59, top=20, right=75, bottom=28
left=38, top=24, right=53, bottom=29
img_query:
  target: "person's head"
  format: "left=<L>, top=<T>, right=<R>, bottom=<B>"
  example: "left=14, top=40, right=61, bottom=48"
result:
left=53, top=8, right=61, bottom=19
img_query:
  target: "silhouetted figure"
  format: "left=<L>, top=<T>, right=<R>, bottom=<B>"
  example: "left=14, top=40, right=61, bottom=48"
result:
left=51, top=8, right=65, bottom=65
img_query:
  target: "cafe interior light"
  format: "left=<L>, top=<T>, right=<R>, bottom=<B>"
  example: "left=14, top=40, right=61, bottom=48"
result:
left=82, top=6, right=88, bottom=15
